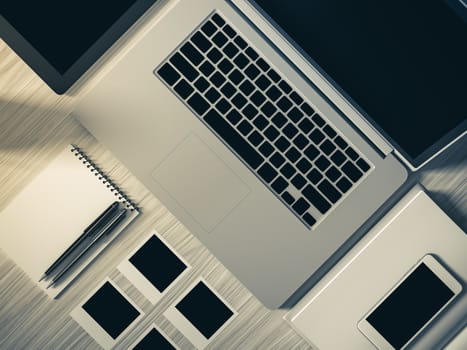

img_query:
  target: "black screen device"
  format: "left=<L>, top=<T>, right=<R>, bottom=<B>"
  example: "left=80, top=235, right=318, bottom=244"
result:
left=251, top=0, right=467, bottom=167
left=0, top=0, right=157, bottom=94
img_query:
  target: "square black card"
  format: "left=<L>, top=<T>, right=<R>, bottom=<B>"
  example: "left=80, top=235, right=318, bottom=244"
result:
left=133, top=327, right=177, bottom=350
left=175, top=281, right=234, bottom=339
left=82, top=281, right=140, bottom=339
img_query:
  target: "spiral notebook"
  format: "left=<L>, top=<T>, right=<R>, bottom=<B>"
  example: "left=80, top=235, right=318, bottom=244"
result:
left=0, top=145, right=139, bottom=298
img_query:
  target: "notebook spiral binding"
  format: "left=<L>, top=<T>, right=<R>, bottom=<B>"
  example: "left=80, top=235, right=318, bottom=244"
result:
left=70, top=145, right=139, bottom=212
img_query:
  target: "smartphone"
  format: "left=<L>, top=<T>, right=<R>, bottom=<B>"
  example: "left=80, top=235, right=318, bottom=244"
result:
left=358, top=254, right=462, bottom=350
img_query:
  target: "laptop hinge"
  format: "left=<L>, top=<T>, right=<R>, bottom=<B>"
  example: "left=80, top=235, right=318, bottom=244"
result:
left=229, top=0, right=394, bottom=157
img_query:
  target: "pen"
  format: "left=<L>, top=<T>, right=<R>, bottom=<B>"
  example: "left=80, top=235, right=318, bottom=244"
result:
left=46, top=208, right=128, bottom=288
left=39, top=201, right=120, bottom=282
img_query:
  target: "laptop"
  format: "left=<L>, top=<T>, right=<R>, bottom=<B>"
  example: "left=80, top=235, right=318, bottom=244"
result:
left=1, top=0, right=466, bottom=308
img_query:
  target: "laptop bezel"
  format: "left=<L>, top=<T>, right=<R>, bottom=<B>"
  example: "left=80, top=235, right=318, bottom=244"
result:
left=0, top=0, right=156, bottom=94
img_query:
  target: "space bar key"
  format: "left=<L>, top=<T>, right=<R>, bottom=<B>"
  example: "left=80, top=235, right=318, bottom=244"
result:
left=204, top=109, right=264, bottom=169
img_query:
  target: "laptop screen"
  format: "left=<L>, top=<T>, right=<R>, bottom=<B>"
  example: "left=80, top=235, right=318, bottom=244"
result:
left=251, top=0, right=467, bottom=165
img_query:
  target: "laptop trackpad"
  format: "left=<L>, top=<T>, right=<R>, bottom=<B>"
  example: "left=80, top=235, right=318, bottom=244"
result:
left=152, top=134, right=250, bottom=232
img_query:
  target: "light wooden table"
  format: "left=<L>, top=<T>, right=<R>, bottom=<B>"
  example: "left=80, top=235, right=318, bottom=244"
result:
left=0, top=35, right=465, bottom=350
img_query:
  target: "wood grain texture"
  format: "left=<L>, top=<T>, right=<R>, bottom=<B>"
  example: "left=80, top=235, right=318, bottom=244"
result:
left=0, top=34, right=465, bottom=350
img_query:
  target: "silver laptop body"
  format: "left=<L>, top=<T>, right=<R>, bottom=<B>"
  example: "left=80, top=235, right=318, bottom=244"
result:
left=74, top=0, right=408, bottom=308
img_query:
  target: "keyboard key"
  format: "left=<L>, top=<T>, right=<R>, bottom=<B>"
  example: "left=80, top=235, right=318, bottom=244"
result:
left=283, top=123, right=298, bottom=139
left=280, top=163, right=296, bottom=178
left=282, top=191, right=295, bottom=205
left=266, top=85, right=281, bottom=101
left=285, top=147, right=301, bottom=163
left=218, top=58, right=234, bottom=74
left=253, top=115, right=268, bottom=130
left=245, top=64, right=261, bottom=80
left=261, top=102, right=277, bottom=117
left=255, top=75, right=271, bottom=90
left=245, top=47, right=258, bottom=60
left=258, top=163, right=277, bottom=183
left=323, top=125, right=337, bottom=138
left=288, top=107, right=304, bottom=123
left=310, top=129, right=325, bottom=144
left=234, top=53, right=249, bottom=69
left=157, top=63, right=180, bottom=86
left=341, top=161, right=363, bottom=182
left=272, top=112, right=287, bottom=128
left=335, top=136, right=348, bottom=149
left=256, top=58, right=270, bottom=71
left=248, top=130, right=264, bottom=146
left=271, top=176, right=288, bottom=193
left=279, top=80, right=292, bottom=94
left=304, top=144, right=319, bottom=161
left=204, top=110, right=264, bottom=169
left=307, top=168, right=323, bottom=184
left=315, top=155, right=331, bottom=171
left=226, top=109, right=242, bottom=125
left=264, top=125, right=280, bottom=141
left=213, top=31, right=228, bottom=47
left=320, top=139, right=336, bottom=155
left=345, top=147, right=359, bottom=160
left=293, top=197, right=310, bottom=215
left=194, top=76, right=209, bottom=92
left=251, top=91, right=266, bottom=107
left=201, top=21, right=217, bottom=37
left=325, top=166, right=342, bottom=182
left=221, top=82, right=236, bottom=98
left=291, top=173, right=306, bottom=190
left=242, top=104, right=258, bottom=120
left=223, top=24, right=236, bottom=38
left=216, top=98, right=232, bottom=114
left=211, top=13, right=225, bottom=26
left=238, top=120, right=253, bottom=135
left=181, top=42, right=203, bottom=66
left=357, top=158, right=370, bottom=172
left=275, top=136, right=290, bottom=152
left=270, top=152, right=286, bottom=168
left=223, top=42, right=239, bottom=58
left=228, top=69, right=245, bottom=85
left=239, top=80, right=255, bottom=96
left=290, top=91, right=303, bottom=105
left=187, top=93, right=209, bottom=115
left=191, top=32, right=212, bottom=53
left=318, top=179, right=342, bottom=204
left=207, top=47, right=222, bottom=63
left=302, top=185, right=331, bottom=214
left=330, top=150, right=346, bottom=166
left=174, top=79, right=194, bottom=99
left=277, top=96, right=293, bottom=112
left=232, top=93, right=247, bottom=109
left=210, top=72, right=225, bottom=87
left=303, top=212, right=316, bottom=226
left=312, top=114, right=325, bottom=127
left=301, top=102, right=315, bottom=116
left=296, top=158, right=312, bottom=174
left=293, top=134, right=309, bottom=149
left=267, top=69, right=281, bottom=82
left=199, top=61, right=215, bottom=76
left=336, top=177, right=352, bottom=193
left=170, top=53, right=199, bottom=81
left=205, top=87, right=221, bottom=103
left=258, top=141, right=274, bottom=157
left=230, top=34, right=245, bottom=48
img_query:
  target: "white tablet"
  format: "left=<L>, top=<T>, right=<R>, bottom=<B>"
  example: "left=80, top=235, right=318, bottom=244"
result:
left=358, top=254, right=462, bottom=350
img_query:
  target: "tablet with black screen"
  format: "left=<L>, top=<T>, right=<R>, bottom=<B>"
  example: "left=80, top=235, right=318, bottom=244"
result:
left=250, top=0, right=467, bottom=167
left=0, top=0, right=156, bottom=93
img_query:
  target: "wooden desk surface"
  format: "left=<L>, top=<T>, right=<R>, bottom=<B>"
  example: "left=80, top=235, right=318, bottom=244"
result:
left=0, top=36, right=465, bottom=350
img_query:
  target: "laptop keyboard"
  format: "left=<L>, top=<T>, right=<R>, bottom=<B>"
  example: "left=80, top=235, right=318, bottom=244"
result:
left=156, top=12, right=371, bottom=228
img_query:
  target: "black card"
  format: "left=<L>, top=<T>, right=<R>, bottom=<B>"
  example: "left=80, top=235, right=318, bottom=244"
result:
left=82, top=281, right=140, bottom=339
left=134, top=327, right=176, bottom=350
